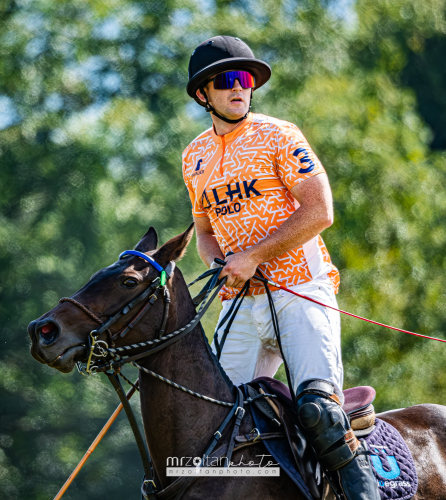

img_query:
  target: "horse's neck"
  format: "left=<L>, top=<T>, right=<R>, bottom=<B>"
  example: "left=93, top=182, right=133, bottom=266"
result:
left=138, top=270, right=234, bottom=486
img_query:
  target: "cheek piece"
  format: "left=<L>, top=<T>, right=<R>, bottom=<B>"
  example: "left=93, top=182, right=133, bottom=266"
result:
left=200, top=87, right=253, bottom=125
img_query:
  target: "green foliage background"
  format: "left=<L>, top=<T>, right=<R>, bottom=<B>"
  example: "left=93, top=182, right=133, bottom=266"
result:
left=1, top=0, right=446, bottom=498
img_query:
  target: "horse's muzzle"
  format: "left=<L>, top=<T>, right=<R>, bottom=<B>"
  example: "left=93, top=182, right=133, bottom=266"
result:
left=28, top=317, right=87, bottom=372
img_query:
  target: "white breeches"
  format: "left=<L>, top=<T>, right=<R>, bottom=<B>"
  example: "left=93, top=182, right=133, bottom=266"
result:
left=212, top=281, right=344, bottom=404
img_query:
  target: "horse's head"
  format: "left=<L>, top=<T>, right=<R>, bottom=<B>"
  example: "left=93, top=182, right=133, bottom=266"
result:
left=28, top=224, right=194, bottom=373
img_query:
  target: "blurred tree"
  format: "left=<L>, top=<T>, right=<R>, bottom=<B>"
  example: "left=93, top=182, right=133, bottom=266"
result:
left=403, top=35, right=446, bottom=150
left=0, top=1, right=207, bottom=498
left=336, top=0, right=446, bottom=408
left=1, top=0, right=446, bottom=499
left=352, top=0, right=446, bottom=150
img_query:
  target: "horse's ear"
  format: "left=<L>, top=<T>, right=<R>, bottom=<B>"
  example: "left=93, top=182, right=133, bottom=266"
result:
left=134, top=227, right=158, bottom=253
left=153, top=223, right=194, bottom=264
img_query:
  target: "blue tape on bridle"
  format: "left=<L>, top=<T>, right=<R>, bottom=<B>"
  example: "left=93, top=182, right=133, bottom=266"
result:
left=119, top=250, right=164, bottom=273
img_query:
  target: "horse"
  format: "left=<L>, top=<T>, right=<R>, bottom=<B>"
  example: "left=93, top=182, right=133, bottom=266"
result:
left=28, top=224, right=446, bottom=499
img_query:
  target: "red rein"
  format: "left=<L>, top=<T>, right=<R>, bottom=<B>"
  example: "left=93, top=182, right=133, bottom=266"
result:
left=268, top=281, right=446, bottom=345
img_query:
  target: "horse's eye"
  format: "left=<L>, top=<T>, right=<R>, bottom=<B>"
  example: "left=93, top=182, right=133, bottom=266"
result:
left=122, top=278, right=138, bottom=288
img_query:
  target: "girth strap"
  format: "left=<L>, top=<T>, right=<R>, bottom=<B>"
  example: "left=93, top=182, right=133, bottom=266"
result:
left=200, top=389, right=240, bottom=465
left=170, top=389, right=240, bottom=500
left=209, top=431, right=286, bottom=463
left=142, top=386, right=240, bottom=500
left=224, top=387, right=245, bottom=467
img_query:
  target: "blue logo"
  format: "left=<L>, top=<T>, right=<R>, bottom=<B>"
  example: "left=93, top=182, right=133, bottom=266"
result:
left=370, top=448, right=401, bottom=480
left=200, top=180, right=261, bottom=218
left=293, top=148, right=315, bottom=173
left=195, top=159, right=203, bottom=171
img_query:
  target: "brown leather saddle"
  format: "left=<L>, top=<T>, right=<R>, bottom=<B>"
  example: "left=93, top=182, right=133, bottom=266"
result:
left=246, top=377, right=377, bottom=499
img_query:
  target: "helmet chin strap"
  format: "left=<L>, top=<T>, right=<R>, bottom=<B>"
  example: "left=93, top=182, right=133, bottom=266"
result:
left=201, top=88, right=252, bottom=125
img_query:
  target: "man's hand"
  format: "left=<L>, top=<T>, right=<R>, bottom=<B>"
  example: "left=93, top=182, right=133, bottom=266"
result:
left=218, top=251, right=260, bottom=288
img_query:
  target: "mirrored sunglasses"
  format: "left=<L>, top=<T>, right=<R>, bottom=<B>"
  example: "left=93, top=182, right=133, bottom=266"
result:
left=210, top=71, right=256, bottom=90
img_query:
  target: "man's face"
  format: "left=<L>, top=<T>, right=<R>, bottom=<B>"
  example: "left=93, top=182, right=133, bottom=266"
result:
left=197, top=71, right=252, bottom=119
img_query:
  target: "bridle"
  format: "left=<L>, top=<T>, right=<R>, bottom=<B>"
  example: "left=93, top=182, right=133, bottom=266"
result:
left=59, top=250, right=176, bottom=376
left=57, top=250, right=293, bottom=500
left=58, top=249, right=253, bottom=500
left=53, top=248, right=296, bottom=500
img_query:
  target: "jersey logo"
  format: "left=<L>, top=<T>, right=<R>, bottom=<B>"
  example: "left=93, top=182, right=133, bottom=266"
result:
left=293, top=148, right=315, bottom=173
left=192, top=159, right=205, bottom=177
left=201, top=180, right=261, bottom=217
left=201, top=190, right=211, bottom=209
left=243, top=180, right=261, bottom=198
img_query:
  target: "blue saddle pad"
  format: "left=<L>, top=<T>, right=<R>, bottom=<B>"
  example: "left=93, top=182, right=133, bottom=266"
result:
left=249, top=397, right=314, bottom=500
left=364, top=418, right=418, bottom=500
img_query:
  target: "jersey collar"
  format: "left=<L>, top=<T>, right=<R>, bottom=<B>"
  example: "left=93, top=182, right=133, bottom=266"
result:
left=210, top=112, right=253, bottom=145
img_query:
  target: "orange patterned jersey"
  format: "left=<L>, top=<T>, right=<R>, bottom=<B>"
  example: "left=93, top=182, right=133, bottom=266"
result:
left=182, top=113, right=339, bottom=301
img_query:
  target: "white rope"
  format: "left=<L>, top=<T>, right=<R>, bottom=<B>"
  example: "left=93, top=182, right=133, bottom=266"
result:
left=131, top=361, right=234, bottom=407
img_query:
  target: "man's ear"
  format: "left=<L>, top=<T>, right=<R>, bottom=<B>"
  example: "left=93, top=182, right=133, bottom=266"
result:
left=196, top=88, right=207, bottom=104
left=153, top=223, right=194, bottom=265
left=134, top=227, right=158, bottom=253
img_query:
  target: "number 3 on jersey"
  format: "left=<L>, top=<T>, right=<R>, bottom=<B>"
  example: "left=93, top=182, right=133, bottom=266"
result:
left=293, top=148, right=315, bottom=173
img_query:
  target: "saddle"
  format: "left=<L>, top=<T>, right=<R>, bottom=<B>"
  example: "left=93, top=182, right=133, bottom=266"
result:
left=343, top=385, right=376, bottom=436
left=246, top=377, right=377, bottom=499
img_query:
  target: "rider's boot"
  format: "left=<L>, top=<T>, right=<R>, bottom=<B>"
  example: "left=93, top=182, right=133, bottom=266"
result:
left=296, top=379, right=380, bottom=500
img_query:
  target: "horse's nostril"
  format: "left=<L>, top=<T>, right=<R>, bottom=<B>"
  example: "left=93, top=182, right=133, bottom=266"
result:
left=41, top=324, right=56, bottom=335
left=38, top=322, right=60, bottom=345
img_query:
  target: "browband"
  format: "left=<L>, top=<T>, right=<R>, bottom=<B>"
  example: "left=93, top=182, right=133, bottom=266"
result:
left=119, top=250, right=164, bottom=272
left=119, top=250, right=175, bottom=287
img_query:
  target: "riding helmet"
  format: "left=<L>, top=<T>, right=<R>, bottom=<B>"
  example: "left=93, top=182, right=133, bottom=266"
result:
left=187, top=36, right=271, bottom=107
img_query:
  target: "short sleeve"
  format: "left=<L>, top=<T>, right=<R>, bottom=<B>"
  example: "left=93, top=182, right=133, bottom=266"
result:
left=275, top=124, right=325, bottom=191
left=182, top=148, right=207, bottom=218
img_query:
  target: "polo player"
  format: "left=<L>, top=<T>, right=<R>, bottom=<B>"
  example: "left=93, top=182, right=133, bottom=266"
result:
left=182, top=35, right=380, bottom=500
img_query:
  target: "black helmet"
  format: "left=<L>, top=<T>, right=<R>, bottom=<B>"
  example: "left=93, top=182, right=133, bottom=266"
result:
left=187, top=36, right=271, bottom=107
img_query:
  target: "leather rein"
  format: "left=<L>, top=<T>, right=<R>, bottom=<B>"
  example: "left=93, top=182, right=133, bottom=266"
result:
left=59, top=250, right=279, bottom=500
